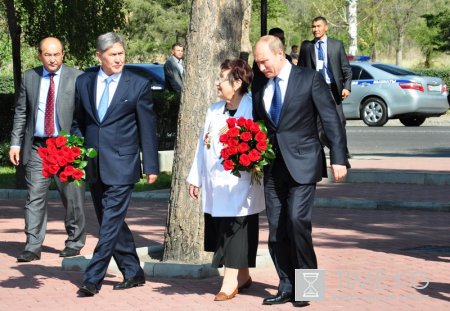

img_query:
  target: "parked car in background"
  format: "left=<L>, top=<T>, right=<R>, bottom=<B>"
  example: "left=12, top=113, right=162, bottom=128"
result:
left=85, top=63, right=165, bottom=91
left=343, top=62, right=448, bottom=126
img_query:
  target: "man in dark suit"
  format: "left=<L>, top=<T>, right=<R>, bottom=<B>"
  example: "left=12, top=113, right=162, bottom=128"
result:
left=72, top=32, right=159, bottom=296
left=164, top=42, right=184, bottom=92
left=10, top=37, right=85, bottom=262
left=299, top=16, right=352, bottom=157
left=252, top=35, right=349, bottom=306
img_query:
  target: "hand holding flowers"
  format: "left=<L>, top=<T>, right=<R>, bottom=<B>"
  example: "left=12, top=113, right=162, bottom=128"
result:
left=37, top=130, right=97, bottom=187
left=220, top=117, right=275, bottom=184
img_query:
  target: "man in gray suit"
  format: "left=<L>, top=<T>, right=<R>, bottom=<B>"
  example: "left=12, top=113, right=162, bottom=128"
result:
left=164, top=43, right=184, bottom=92
left=9, top=37, right=86, bottom=262
left=299, top=16, right=352, bottom=157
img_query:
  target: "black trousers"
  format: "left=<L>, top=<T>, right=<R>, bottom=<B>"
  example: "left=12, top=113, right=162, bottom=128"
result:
left=264, top=155, right=318, bottom=294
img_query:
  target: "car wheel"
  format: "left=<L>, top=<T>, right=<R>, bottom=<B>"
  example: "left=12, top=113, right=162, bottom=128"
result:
left=399, top=117, right=426, bottom=126
left=361, top=97, right=388, bottom=126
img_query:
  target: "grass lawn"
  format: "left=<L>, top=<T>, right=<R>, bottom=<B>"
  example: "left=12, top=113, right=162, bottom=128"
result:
left=0, top=166, right=172, bottom=191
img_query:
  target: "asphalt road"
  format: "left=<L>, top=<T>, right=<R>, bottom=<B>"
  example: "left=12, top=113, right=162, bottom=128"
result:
left=346, top=115, right=450, bottom=157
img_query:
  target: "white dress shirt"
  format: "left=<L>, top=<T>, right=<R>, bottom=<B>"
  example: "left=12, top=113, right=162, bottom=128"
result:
left=263, top=60, right=292, bottom=114
left=96, top=69, right=122, bottom=110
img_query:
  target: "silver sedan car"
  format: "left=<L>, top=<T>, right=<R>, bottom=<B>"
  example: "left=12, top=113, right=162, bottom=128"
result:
left=343, top=62, right=449, bottom=126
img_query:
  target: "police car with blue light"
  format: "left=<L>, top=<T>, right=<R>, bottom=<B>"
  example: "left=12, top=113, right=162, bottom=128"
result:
left=342, top=57, right=449, bottom=126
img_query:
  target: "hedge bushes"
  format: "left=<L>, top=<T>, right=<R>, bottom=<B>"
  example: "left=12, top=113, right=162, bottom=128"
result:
left=412, top=68, right=450, bottom=87
left=0, top=75, right=14, bottom=94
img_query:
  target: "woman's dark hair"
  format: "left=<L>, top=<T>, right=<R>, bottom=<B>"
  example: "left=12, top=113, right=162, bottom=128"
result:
left=220, top=59, right=253, bottom=95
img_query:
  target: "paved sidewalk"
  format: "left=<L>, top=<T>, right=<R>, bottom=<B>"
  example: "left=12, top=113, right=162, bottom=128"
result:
left=0, top=156, right=449, bottom=310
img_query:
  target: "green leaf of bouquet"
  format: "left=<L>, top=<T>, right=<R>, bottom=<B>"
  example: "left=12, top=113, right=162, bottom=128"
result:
left=259, top=159, right=268, bottom=166
left=74, top=180, right=82, bottom=188
left=86, top=148, right=97, bottom=158
left=79, top=161, right=88, bottom=169
left=266, top=149, right=276, bottom=159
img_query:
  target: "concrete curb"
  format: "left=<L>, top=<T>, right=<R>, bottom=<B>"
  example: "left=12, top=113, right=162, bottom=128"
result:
left=62, top=244, right=273, bottom=279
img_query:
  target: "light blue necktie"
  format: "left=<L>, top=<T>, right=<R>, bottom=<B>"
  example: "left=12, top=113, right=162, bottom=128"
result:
left=98, top=77, right=112, bottom=122
left=269, top=76, right=282, bottom=126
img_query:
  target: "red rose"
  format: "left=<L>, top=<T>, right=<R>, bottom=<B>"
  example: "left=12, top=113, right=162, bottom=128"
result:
left=46, top=155, right=58, bottom=165
left=227, top=127, right=240, bottom=138
left=71, top=147, right=81, bottom=158
left=59, top=172, right=69, bottom=183
left=55, top=136, right=68, bottom=147
left=256, top=141, right=268, bottom=151
left=228, top=146, right=239, bottom=155
left=239, top=154, right=251, bottom=166
left=46, top=137, right=56, bottom=147
left=57, top=155, right=68, bottom=167
left=42, top=169, right=51, bottom=178
left=219, top=134, right=228, bottom=144
left=223, top=160, right=235, bottom=171
left=37, top=147, right=48, bottom=159
left=237, top=142, right=250, bottom=154
left=64, top=165, right=75, bottom=176
left=227, top=138, right=239, bottom=147
left=248, top=149, right=261, bottom=162
left=47, top=144, right=58, bottom=153
left=72, top=169, right=84, bottom=180
left=245, top=119, right=255, bottom=130
left=250, top=123, right=261, bottom=133
left=239, top=131, right=252, bottom=142
left=48, top=164, right=60, bottom=175
left=255, top=131, right=267, bottom=142
left=220, top=148, right=230, bottom=160
left=236, top=117, right=247, bottom=127
left=226, top=118, right=236, bottom=128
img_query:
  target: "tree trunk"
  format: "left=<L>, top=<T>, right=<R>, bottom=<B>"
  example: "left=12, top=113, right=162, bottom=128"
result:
left=395, top=31, right=404, bottom=66
left=163, top=0, right=250, bottom=263
left=4, top=0, right=22, bottom=96
left=347, top=0, right=358, bottom=56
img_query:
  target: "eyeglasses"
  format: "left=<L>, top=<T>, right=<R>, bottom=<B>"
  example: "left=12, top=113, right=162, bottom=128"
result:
left=216, top=76, right=230, bottom=84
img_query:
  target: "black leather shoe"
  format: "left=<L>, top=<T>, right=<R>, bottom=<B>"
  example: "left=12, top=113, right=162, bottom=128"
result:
left=78, top=282, right=98, bottom=296
left=17, top=251, right=40, bottom=262
left=262, top=291, right=293, bottom=305
left=59, top=247, right=80, bottom=257
left=292, top=301, right=310, bottom=307
left=113, top=275, right=145, bottom=290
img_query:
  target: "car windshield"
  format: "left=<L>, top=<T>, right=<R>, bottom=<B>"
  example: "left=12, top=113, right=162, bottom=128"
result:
left=371, top=64, right=418, bottom=76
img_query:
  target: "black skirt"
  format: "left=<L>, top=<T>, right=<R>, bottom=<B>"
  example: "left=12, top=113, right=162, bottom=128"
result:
left=204, top=213, right=259, bottom=269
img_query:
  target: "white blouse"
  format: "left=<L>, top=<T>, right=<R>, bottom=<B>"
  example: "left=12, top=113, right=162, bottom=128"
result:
left=187, top=93, right=266, bottom=217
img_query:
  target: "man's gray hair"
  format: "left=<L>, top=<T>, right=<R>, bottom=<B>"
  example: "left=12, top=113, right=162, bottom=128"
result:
left=95, top=32, right=125, bottom=53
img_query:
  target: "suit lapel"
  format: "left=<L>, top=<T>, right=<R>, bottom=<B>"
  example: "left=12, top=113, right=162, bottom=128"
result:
left=32, top=67, right=43, bottom=125
left=278, top=67, right=298, bottom=123
left=88, top=73, right=100, bottom=123
left=310, top=40, right=317, bottom=68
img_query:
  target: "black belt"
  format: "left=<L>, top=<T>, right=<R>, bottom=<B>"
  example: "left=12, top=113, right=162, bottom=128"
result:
left=33, top=136, right=51, bottom=144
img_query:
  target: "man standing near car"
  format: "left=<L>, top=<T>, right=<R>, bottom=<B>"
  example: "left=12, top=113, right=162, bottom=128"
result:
left=299, top=16, right=352, bottom=158
left=164, top=42, right=184, bottom=92
left=9, top=37, right=86, bottom=262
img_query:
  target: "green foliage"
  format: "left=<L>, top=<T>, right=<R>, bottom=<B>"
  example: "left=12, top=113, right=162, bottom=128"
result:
left=411, top=68, right=450, bottom=86
left=18, top=0, right=126, bottom=67
left=0, top=75, right=14, bottom=93
left=421, top=10, right=450, bottom=54
left=124, top=0, right=190, bottom=63
left=153, top=90, right=180, bottom=150
left=0, top=142, right=11, bottom=166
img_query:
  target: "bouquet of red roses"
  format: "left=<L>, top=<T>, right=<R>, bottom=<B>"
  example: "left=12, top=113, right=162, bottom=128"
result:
left=37, top=130, right=97, bottom=187
left=219, top=117, right=275, bottom=184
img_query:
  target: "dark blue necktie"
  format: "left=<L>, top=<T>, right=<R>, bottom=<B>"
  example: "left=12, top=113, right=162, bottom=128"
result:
left=318, top=41, right=324, bottom=60
left=269, top=76, right=282, bottom=125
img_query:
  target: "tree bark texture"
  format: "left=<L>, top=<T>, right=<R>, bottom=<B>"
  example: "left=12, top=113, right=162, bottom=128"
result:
left=347, top=0, right=358, bottom=56
left=163, top=0, right=250, bottom=263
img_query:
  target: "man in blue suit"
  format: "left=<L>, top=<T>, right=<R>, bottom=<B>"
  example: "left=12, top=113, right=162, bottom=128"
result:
left=72, top=32, right=159, bottom=296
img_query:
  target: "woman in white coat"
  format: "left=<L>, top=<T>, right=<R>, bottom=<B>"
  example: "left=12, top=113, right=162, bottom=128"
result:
left=187, top=59, right=265, bottom=301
